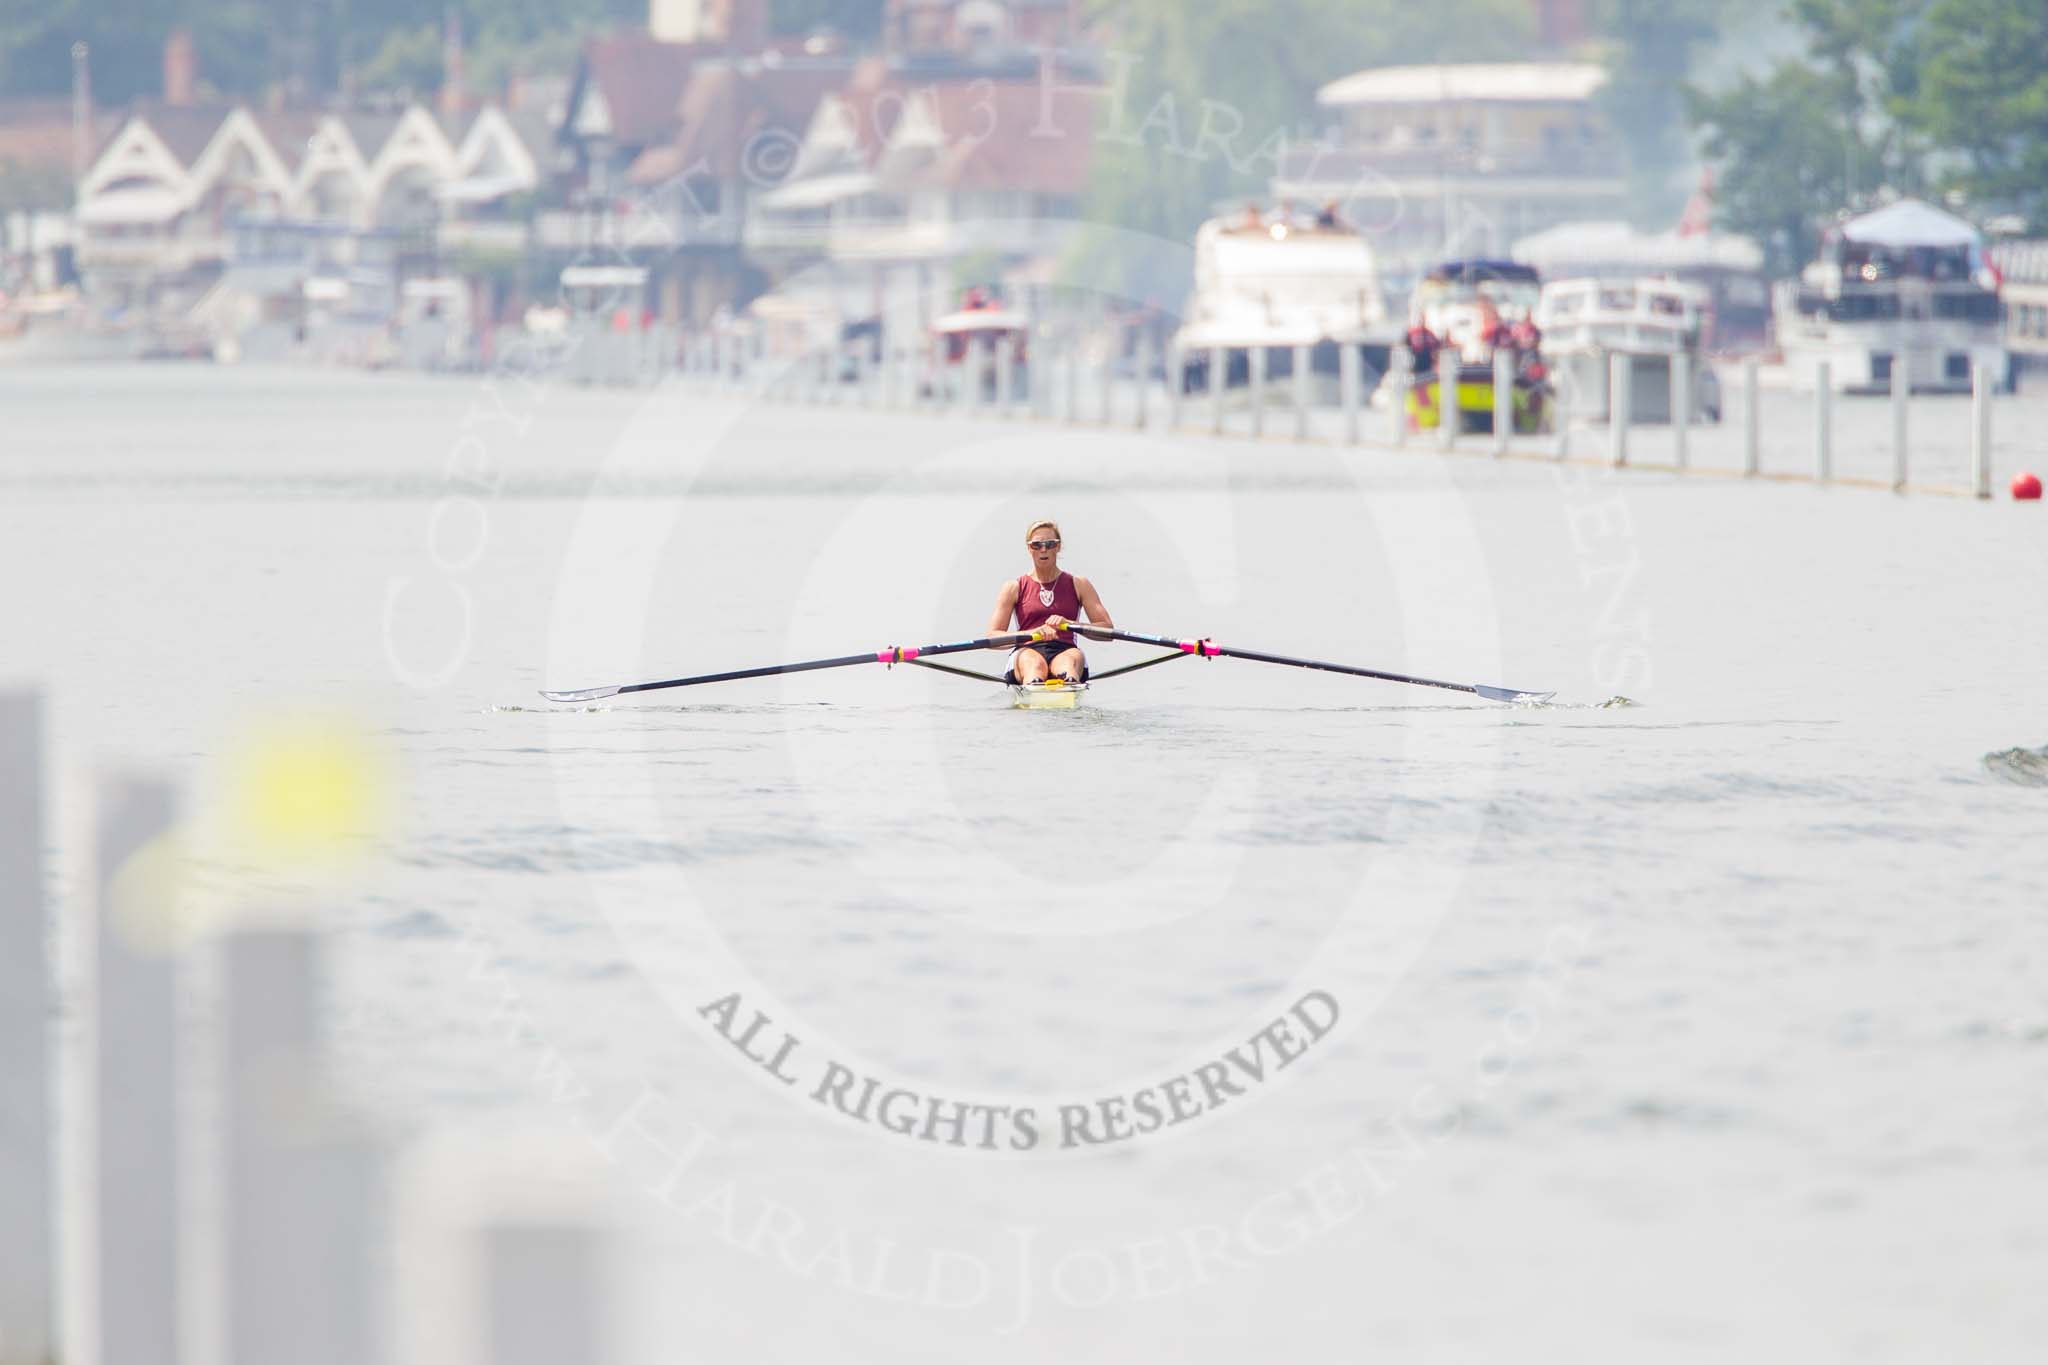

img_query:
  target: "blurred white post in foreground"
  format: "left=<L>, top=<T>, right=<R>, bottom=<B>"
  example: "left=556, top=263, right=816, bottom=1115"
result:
left=90, top=774, right=183, bottom=1365
left=398, top=1134, right=626, bottom=1365
left=0, top=693, right=52, bottom=1365
left=217, top=922, right=382, bottom=1365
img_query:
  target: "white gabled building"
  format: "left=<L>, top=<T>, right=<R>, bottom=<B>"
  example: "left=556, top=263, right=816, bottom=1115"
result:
left=73, top=102, right=549, bottom=292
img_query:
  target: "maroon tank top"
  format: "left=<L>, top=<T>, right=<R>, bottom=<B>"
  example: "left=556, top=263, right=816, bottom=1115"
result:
left=1015, top=572, right=1082, bottom=632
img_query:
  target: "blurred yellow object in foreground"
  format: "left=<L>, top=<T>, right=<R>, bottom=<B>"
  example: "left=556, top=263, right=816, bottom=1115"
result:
left=228, top=718, right=392, bottom=857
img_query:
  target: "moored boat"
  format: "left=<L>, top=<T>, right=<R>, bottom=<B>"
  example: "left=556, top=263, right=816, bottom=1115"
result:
left=1535, top=276, right=1721, bottom=424
left=1775, top=199, right=2010, bottom=394
left=1397, top=258, right=1554, bottom=434
left=931, top=287, right=1030, bottom=401
left=1174, top=204, right=1396, bottom=400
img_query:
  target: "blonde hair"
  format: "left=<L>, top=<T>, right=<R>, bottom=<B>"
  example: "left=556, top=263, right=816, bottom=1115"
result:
left=1024, top=518, right=1062, bottom=541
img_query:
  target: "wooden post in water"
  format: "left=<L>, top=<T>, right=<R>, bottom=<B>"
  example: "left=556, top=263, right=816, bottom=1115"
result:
left=1607, top=352, right=1631, bottom=467
left=1249, top=346, right=1267, bottom=438
left=1340, top=343, right=1361, bottom=445
left=1209, top=347, right=1225, bottom=433
left=1064, top=337, right=1080, bottom=425
left=1492, top=348, right=1513, bottom=457
left=0, top=693, right=52, bottom=1365
left=1890, top=359, right=1909, bottom=491
left=91, top=774, right=183, bottom=1365
left=1552, top=359, right=1573, bottom=460
left=1134, top=330, right=1153, bottom=430
left=1814, top=361, right=1833, bottom=483
left=983, top=335, right=1007, bottom=419
left=1671, top=352, right=1691, bottom=471
left=1742, top=358, right=1761, bottom=476
left=1436, top=349, right=1457, bottom=451
left=1098, top=328, right=1116, bottom=426
left=1165, top=340, right=1183, bottom=430
left=1391, top=346, right=1410, bottom=447
left=1972, top=362, right=1994, bottom=499
left=1292, top=343, right=1311, bottom=441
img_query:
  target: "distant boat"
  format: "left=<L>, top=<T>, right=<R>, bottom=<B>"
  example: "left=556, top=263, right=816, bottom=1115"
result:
left=1396, top=258, right=1554, bottom=435
left=931, top=287, right=1030, bottom=401
left=1775, top=199, right=2010, bottom=394
left=1535, top=276, right=1721, bottom=425
left=1173, top=206, right=1396, bottom=399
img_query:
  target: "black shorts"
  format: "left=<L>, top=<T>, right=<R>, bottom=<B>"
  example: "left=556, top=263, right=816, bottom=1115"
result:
left=1006, top=638, right=1088, bottom=683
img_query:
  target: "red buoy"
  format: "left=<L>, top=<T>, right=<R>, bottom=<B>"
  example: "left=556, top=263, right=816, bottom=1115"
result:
left=2015, top=471, right=2044, bottom=501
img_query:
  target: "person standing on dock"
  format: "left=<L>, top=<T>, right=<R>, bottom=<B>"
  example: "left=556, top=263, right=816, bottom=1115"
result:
left=988, top=519, right=1112, bottom=684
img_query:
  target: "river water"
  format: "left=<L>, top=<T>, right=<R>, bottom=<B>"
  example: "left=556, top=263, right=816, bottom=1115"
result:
left=6, top=363, right=2047, bottom=1362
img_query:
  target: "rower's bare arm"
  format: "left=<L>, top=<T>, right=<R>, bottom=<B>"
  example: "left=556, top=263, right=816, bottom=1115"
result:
left=986, top=580, right=1020, bottom=643
left=1075, top=576, right=1112, bottom=628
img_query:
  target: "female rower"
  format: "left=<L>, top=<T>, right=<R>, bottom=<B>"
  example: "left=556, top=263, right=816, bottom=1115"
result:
left=986, top=518, right=1112, bottom=684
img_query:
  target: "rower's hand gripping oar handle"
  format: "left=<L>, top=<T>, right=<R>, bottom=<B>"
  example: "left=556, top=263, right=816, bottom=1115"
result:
left=1063, top=621, right=1216, bottom=656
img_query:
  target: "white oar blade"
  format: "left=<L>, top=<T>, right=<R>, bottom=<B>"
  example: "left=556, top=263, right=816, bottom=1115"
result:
left=1475, top=684, right=1553, bottom=705
left=540, top=685, right=621, bottom=704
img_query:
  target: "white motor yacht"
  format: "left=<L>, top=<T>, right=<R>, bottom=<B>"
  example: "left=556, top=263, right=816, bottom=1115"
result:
left=1775, top=199, right=2009, bottom=394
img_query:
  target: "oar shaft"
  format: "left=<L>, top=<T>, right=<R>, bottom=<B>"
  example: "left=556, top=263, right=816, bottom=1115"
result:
left=617, top=651, right=876, bottom=695
left=1065, top=624, right=1539, bottom=701
left=568, top=629, right=1049, bottom=701
left=1207, top=645, right=1477, bottom=696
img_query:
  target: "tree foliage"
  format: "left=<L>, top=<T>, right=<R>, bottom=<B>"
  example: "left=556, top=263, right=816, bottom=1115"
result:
left=1688, top=62, right=1885, bottom=274
left=1897, top=0, right=2048, bottom=211
left=1688, top=0, right=2048, bottom=267
left=1589, top=0, right=1731, bottom=226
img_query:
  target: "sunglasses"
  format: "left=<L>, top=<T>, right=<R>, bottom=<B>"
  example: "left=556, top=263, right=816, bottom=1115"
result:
left=1028, top=539, right=1062, bottom=550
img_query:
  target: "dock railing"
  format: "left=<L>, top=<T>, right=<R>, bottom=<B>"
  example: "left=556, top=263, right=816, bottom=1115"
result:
left=676, top=324, right=2028, bottom=500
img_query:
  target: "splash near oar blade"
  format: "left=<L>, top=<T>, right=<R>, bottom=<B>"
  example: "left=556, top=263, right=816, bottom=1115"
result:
left=1062, top=623, right=1551, bottom=704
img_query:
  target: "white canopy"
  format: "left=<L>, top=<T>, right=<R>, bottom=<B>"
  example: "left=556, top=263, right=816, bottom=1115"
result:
left=1839, top=199, right=1981, bottom=250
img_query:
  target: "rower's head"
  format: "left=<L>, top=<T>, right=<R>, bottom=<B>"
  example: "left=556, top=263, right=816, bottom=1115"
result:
left=1024, top=518, right=1062, bottom=571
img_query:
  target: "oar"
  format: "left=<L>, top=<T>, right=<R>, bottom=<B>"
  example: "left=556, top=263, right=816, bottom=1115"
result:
left=1062, top=624, right=1552, bottom=704
left=541, top=629, right=1055, bottom=703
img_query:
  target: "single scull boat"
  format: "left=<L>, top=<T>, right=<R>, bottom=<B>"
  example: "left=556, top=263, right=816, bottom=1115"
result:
left=540, top=625, right=1552, bottom=707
